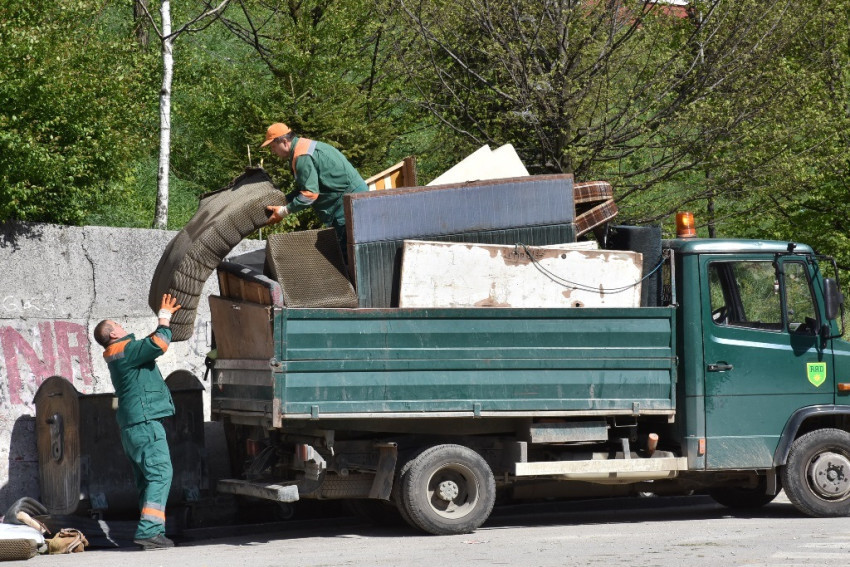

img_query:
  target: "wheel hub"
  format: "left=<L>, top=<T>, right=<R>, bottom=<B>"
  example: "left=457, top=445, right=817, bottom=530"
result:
left=437, top=480, right=460, bottom=501
left=809, top=451, right=850, bottom=499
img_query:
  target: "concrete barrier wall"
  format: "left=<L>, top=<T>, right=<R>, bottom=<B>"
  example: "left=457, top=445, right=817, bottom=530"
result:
left=0, top=222, right=264, bottom=512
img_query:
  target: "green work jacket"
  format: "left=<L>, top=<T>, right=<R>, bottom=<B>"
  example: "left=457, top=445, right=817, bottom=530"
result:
left=103, top=327, right=175, bottom=429
left=285, top=136, right=367, bottom=228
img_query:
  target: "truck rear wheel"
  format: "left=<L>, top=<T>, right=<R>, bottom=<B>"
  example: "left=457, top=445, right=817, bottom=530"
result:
left=391, top=455, right=418, bottom=529
left=781, top=428, right=850, bottom=517
left=399, top=444, right=495, bottom=535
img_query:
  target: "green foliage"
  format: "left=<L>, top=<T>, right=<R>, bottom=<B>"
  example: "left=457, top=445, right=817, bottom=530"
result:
left=392, top=0, right=850, bottom=249
left=1, top=0, right=849, bottom=278
left=0, top=0, right=157, bottom=224
left=224, top=0, right=423, bottom=178
left=86, top=157, right=202, bottom=230
left=166, top=25, right=275, bottom=191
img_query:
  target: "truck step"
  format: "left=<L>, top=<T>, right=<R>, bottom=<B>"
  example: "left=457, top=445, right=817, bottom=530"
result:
left=514, top=457, right=688, bottom=482
left=217, top=479, right=300, bottom=502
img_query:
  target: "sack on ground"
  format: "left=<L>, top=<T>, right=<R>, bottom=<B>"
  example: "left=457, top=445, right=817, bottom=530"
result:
left=47, top=529, right=87, bottom=554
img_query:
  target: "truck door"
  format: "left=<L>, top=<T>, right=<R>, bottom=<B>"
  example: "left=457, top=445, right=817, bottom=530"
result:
left=700, top=255, right=833, bottom=469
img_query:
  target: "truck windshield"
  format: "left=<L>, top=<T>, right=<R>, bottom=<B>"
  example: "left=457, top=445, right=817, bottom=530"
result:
left=783, top=261, right=818, bottom=335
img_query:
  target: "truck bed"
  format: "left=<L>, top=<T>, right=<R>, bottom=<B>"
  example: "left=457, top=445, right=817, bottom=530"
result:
left=210, top=296, right=677, bottom=425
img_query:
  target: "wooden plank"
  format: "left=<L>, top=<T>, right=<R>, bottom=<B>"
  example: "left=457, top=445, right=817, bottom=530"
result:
left=33, top=377, right=81, bottom=515
left=514, top=457, right=688, bottom=477
left=209, top=296, right=274, bottom=359
left=218, top=270, right=230, bottom=297
left=218, top=271, right=272, bottom=305
left=398, top=241, right=642, bottom=308
left=217, top=262, right=283, bottom=307
left=217, top=479, right=300, bottom=502
left=402, top=156, right=417, bottom=187
left=365, top=156, right=417, bottom=191
left=241, top=279, right=272, bottom=304
left=529, top=421, right=609, bottom=443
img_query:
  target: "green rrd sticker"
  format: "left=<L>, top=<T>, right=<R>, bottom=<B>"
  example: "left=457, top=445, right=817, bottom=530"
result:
left=807, top=362, right=827, bottom=387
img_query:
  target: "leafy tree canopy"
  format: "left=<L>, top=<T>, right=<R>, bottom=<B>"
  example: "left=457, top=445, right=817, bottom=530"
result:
left=0, top=0, right=157, bottom=224
left=1, top=0, right=848, bottom=282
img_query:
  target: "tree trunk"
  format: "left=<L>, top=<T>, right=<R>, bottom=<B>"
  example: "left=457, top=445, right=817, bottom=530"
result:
left=707, top=172, right=716, bottom=239
left=153, top=0, right=173, bottom=230
left=133, top=0, right=149, bottom=48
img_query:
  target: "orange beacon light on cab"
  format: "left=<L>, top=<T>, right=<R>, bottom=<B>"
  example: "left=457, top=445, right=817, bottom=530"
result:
left=676, top=212, right=696, bottom=238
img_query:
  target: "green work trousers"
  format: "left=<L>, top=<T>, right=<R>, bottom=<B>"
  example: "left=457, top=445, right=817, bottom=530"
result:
left=120, top=419, right=173, bottom=539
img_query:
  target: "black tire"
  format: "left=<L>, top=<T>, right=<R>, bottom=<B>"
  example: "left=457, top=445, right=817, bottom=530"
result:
left=708, top=478, right=777, bottom=509
left=399, top=444, right=495, bottom=535
left=390, top=452, right=419, bottom=529
left=781, top=428, right=850, bottom=517
left=275, top=502, right=296, bottom=521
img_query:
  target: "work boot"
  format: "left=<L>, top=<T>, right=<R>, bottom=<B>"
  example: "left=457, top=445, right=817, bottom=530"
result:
left=133, top=534, right=175, bottom=550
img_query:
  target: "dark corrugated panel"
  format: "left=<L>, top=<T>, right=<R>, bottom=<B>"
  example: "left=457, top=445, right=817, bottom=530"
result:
left=352, top=240, right=400, bottom=308
left=607, top=225, right=663, bottom=307
left=344, top=174, right=575, bottom=245
left=266, top=228, right=358, bottom=308
left=354, top=223, right=578, bottom=307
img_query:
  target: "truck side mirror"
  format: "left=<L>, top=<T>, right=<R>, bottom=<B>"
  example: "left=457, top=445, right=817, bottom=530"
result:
left=823, top=278, right=843, bottom=321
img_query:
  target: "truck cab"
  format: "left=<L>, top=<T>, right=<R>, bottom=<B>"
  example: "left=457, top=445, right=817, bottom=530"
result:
left=670, top=238, right=850, bottom=515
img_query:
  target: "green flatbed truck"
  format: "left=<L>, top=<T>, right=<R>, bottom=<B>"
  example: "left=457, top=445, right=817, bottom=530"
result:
left=209, top=237, right=850, bottom=535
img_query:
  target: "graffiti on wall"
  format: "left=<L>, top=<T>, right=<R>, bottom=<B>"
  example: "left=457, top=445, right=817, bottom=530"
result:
left=0, top=321, right=92, bottom=405
left=2, top=293, right=58, bottom=315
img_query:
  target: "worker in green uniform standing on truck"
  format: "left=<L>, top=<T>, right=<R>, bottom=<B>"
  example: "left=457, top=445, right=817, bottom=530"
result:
left=92, top=294, right=182, bottom=550
left=261, top=122, right=367, bottom=253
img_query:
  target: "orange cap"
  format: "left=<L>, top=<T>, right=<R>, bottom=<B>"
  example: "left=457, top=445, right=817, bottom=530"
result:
left=261, top=123, right=291, bottom=148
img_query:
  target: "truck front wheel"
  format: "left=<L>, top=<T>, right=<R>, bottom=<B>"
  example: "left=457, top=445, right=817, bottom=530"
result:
left=399, top=444, right=496, bottom=535
left=781, top=428, right=850, bottom=517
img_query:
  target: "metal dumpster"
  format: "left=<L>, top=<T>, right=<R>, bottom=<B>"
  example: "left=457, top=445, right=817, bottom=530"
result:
left=34, top=373, right=207, bottom=517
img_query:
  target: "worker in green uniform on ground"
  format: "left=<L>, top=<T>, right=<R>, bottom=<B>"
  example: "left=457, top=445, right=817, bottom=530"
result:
left=261, top=122, right=368, bottom=253
left=93, top=294, right=182, bottom=551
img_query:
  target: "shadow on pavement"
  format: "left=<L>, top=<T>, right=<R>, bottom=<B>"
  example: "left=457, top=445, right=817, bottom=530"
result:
left=169, top=494, right=804, bottom=548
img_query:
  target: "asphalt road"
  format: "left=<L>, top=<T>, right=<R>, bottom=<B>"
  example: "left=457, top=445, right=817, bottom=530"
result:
left=6, top=492, right=850, bottom=567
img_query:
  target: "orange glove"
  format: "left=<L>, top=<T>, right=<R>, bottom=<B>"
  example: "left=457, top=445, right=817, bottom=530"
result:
left=158, top=293, right=181, bottom=321
left=266, top=205, right=289, bottom=225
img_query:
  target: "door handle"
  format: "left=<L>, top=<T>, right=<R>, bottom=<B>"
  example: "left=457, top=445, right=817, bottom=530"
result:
left=707, top=363, right=734, bottom=372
